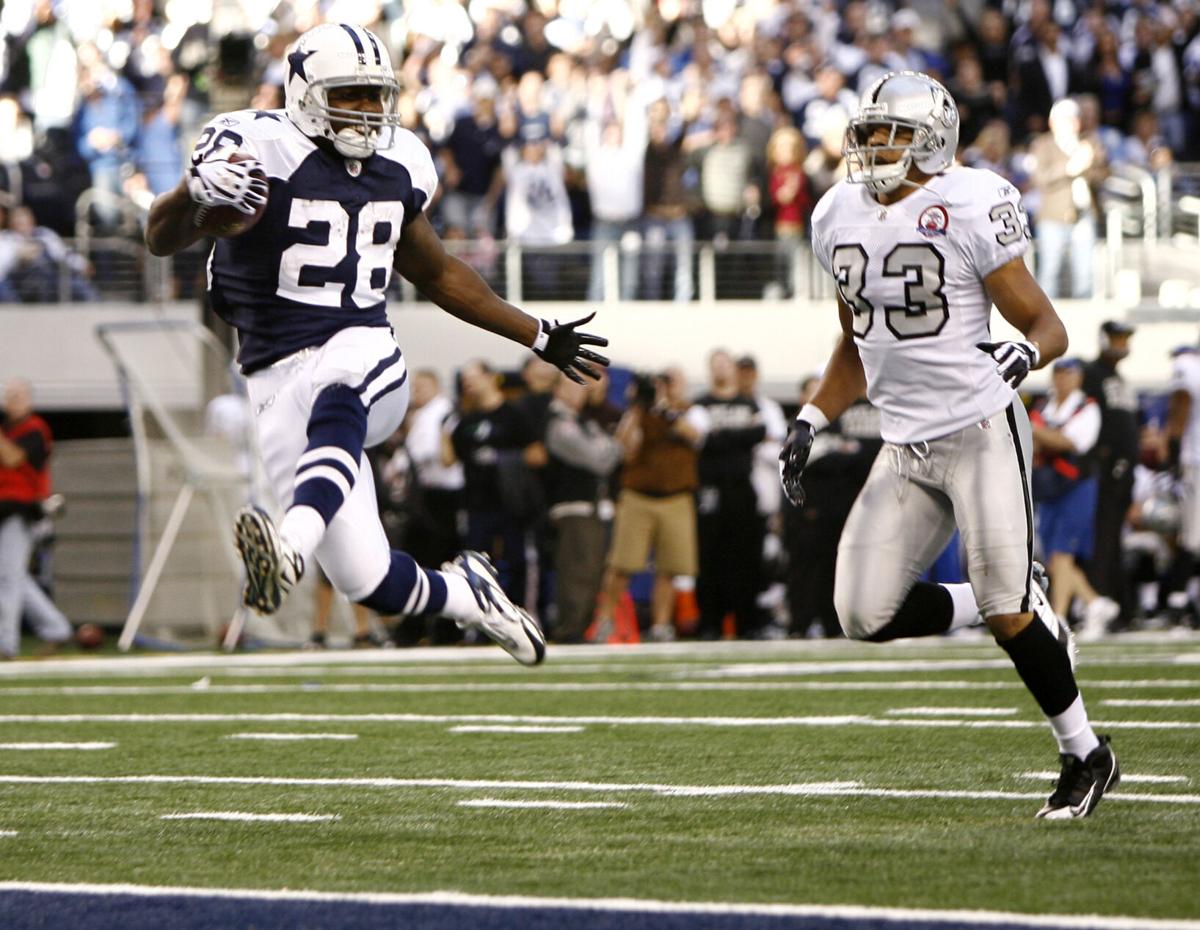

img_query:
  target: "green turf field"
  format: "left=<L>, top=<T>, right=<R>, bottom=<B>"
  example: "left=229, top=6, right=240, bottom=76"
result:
left=0, top=637, right=1197, bottom=922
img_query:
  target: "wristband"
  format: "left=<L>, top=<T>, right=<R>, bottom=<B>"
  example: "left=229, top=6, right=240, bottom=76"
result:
left=532, top=319, right=550, bottom=353
left=798, top=403, right=830, bottom=432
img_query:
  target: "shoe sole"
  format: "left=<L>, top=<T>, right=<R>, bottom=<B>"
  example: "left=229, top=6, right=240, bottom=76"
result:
left=456, top=551, right=546, bottom=666
left=234, top=508, right=284, bottom=615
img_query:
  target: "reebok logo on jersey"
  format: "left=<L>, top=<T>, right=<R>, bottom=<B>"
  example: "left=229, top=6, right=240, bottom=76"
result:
left=917, top=205, right=949, bottom=237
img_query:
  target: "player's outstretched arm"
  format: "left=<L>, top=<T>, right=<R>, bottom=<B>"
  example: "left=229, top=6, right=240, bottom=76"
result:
left=983, top=257, right=1069, bottom=369
left=145, top=181, right=208, bottom=257
left=395, top=214, right=609, bottom=382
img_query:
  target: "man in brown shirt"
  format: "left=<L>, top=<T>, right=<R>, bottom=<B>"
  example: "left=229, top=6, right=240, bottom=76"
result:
left=594, top=368, right=708, bottom=642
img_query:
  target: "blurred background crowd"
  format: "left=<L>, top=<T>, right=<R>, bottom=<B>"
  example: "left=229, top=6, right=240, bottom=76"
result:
left=0, top=0, right=1197, bottom=300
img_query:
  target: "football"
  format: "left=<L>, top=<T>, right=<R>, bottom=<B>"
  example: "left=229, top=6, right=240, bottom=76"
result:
left=195, top=152, right=268, bottom=238
left=74, top=623, right=104, bottom=650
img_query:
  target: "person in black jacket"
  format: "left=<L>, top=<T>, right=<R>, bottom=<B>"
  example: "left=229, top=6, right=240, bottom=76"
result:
left=1082, top=321, right=1139, bottom=627
left=694, top=350, right=767, bottom=638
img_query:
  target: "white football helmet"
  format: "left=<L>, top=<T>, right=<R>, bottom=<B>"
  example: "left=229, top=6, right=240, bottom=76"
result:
left=843, top=71, right=959, bottom=194
left=284, top=23, right=401, bottom=159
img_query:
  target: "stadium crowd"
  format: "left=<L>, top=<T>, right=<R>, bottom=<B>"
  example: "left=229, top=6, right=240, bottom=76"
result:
left=0, top=0, right=1197, bottom=299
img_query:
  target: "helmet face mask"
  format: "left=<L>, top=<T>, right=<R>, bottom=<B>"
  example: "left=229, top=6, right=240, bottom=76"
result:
left=285, top=24, right=402, bottom=158
left=844, top=71, right=959, bottom=195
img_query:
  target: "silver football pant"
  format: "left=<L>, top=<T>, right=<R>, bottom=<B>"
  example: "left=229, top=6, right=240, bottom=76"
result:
left=834, top=397, right=1034, bottom=638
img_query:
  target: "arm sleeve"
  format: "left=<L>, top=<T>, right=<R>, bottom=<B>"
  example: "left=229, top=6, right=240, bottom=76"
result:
left=545, top=418, right=621, bottom=475
left=961, top=177, right=1030, bottom=278
left=17, top=431, right=47, bottom=471
left=1063, top=402, right=1102, bottom=455
left=189, top=112, right=264, bottom=166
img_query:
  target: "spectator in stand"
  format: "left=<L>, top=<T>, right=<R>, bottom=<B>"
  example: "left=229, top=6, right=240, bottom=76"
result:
left=1030, top=98, right=1107, bottom=299
left=596, top=367, right=706, bottom=643
left=950, top=55, right=1003, bottom=150
left=1116, top=109, right=1174, bottom=170
left=854, top=28, right=904, bottom=98
left=502, top=124, right=572, bottom=298
left=544, top=374, right=622, bottom=643
left=1089, top=27, right=1132, bottom=133
left=1165, top=345, right=1200, bottom=626
left=1014, top=20, right=1084, bottom=138
left=73, top=48, right=141, bottom=228
left=585, top=115, right=643, bottom=302
left=642, top=95, right=696, bottom=302
left=132, top=70, right=186, bottom=198
left=694, top=350, right=767, bottom=639
left=1083, top=321, right=1141, bottom=628
left=401, top=369, right=464, bottom=575
left=439, top=85, right=507, bottom=239
left=4, top=0, right=78, bottom=133
left=1124, top=15, right=1187, bottom=156
left=1030, top=358, right=1119, bottom=640
left=766, top=126, right=811, bottom=296
left=794, top=64, right=858, bottom=150
left=0, top=378, right=72, bottom=659
left=693, top=109, right=758, bottom=243
left=449, top=360, right=540, bottom=608
left=961, top=119, right=1023, bottom=186
left=0, top=205, right=96, bottom=302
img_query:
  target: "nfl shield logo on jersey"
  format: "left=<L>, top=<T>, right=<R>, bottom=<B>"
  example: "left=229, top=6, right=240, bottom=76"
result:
left=917, top=205, right=949, bottom=237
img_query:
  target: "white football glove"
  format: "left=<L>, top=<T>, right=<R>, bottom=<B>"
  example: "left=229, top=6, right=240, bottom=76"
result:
left=187, top=155, right=269, bottom=216
left=976, top=340, right=1039, bottom=388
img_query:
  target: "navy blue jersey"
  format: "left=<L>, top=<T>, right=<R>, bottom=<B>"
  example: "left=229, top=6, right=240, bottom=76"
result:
left=192, top=110, right=438, bottom=373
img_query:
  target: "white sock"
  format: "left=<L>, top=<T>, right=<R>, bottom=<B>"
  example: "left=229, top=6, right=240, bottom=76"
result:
left=440, top=572, right=481, bottom=622
left=943, top=583, right=981, bottom=631
left=279, top=505, right=326, bottom=561
left=1049, top=694, right=1101, bottom=759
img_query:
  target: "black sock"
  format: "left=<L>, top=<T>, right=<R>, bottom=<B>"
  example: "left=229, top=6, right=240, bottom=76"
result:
left=999, top=618, right=1079, bottom=717
left=866, top=582, right=954, bottom=642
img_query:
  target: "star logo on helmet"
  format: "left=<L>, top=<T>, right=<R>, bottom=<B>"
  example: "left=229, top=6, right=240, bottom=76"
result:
left=287, top=48, right=316, bottom=85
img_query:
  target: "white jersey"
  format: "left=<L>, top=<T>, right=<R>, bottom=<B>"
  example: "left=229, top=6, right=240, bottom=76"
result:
left=811, top=166, right=1031, bottom=444
left=1170, top=350, right=1200, bottom=467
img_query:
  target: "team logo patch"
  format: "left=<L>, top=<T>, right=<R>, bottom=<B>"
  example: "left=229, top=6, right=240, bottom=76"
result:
left=918, top=205, right=949, bottom=237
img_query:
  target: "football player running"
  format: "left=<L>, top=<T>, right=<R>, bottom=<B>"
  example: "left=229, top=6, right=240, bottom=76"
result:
left=146, top=23, right=609, bottom=666
left=780, top=72, right=1118, bottom=818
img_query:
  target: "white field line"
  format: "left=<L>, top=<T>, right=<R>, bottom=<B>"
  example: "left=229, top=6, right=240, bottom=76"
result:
left=1103, top=698, right=1200, bottom=708
left=161, top=812, right=340, bottom=823
left=0, top=831, right=16, bottom=837
left=225, top=733, right=358, bottom=742
left=1, top=679, right=1198, bottom=696
left=0, top=742, right=114, bottom=751
left=449, top=725, right=585, bottom=734
left=3, top=884, right=1199, bottom=930
left=1, top=773, right=1198, bottom=806
left=885, top=707, right=1018, bottom=717
left=1, top=712, right=1198, bottom=731
left=458, top=799, right=626, bottom=810
left=1017, top=772, right=1190, bottom=785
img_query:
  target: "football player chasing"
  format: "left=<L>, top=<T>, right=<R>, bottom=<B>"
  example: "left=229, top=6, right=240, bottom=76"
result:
left=146, top=23, right=609, bottom=666
left=779, top=72, right=1118, bottom=818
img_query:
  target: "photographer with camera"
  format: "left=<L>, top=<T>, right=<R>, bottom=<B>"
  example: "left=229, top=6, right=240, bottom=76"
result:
left=594, top=368, right=708, bottom=643
left=1, top=378, right=72, bottom=659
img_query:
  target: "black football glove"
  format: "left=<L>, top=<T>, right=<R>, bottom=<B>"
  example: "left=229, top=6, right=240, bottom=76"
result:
left=976, top=340, right=1039, bottom=388
left=534, top=313, right=611, bottom=384
left=778, top=418, right=817, bottom=507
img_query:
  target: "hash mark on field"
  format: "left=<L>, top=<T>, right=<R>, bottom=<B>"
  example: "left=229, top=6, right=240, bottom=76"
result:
left=1103, top=698, right=1200, bottom=708
left=886, top=707, right=1018, bottom=717
left=0, top=742, right=114, bottom=751
left=458, top=799, right=626, bottom=810
left=0, top=830, right=16, bottom=837
left=161, top=812, right=340, bottom=823
left=225, top=733, right=359, bottom=741
left=1017, top=771, right=1189, bottom=785
left=449, top=725, right=585, bottom=734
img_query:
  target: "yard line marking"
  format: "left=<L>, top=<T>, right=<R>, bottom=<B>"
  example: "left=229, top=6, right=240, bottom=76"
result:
left=1, top=774, right=1198, bottom=806
left=1, top=882, right=1200, bottom=930
left=449, top=725, right=585, bottom=734
left=1016, top=771, right=1189, bottom=785
left=0, top=742, right=115, bottom=751
left=2, top=678, right=1198, bottom=696
left=458, top=799, right=626, bottom=810
left=886, top=707, right=1018, bottom=717
left=160, top=812, right=340, bottom=823
left=225, top=733, right=358, bottom=742
left=2, top=712, right=1199, bottom=731
left=0, top=830, right=16, bottom=837
left=1103, top=698, right=1200, bottom=708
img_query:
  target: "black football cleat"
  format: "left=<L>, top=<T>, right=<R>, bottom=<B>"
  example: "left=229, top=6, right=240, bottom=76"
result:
left=1036, top=734, right=1120, bottom=820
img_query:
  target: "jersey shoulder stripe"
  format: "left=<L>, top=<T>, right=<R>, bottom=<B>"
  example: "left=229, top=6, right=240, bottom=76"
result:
left=375, top=129, right=438, bottom=216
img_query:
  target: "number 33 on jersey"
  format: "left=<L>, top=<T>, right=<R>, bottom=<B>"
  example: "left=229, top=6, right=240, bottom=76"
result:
left=192, top=108, right=438, bottom=374
left=810, top=166, right=1032, bottom=445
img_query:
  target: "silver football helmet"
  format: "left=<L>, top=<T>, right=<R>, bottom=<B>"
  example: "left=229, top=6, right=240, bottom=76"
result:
left=284, top=23, right=402, bottom=158
left=843, top=71, right=959, bottom=194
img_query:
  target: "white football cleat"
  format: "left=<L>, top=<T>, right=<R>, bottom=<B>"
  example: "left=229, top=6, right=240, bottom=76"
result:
left=1031, top=561, right=1076, bottom=672
left=1079, top=595, right=1120, bottom=643
left=443, top=551, right=546, bottom=666
left=234, top=506, right=304, bottom=615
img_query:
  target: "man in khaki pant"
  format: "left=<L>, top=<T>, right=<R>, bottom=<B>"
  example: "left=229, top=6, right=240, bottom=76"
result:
left=595, top=368, right=707, bottom=642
